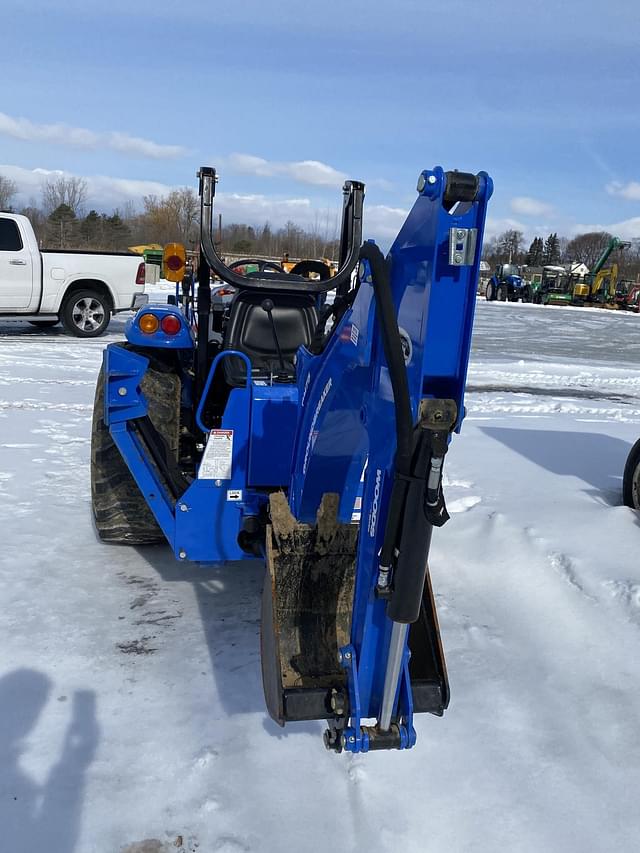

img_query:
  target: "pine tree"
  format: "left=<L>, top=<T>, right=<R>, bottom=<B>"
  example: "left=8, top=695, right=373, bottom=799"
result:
left=47, top=204, right=77, bottom=249
left=80, top=210, right=101, bottom=246
left=104, top=213, right=130, bottom=250
left=543, top=233, right=561, bottom=265
left=526, top=237, right=544, bottom=266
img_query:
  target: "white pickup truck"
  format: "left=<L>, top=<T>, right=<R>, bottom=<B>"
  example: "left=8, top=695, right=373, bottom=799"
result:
left=0, top=212, right=148, bottom=337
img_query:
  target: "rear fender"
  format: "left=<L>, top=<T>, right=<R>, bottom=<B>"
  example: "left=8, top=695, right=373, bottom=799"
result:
left=125, top=304, right=194, bottom=350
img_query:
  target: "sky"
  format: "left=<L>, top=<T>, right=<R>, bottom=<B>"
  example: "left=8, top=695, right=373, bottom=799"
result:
left=1, top=0, right=640, bottom=247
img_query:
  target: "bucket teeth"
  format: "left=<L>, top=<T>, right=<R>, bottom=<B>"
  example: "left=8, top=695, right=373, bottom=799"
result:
left=261, top=492, right=358, bottom=723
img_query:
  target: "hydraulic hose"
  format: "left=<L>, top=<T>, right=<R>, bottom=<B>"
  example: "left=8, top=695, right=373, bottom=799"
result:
left=359, top=243, right=413, bottom=573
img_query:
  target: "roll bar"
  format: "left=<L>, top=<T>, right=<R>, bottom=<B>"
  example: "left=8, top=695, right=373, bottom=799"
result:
left=198, top=167, right=364, bottom=293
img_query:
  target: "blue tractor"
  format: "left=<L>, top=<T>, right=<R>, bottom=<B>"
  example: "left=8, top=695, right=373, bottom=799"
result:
left=91, top=165, right=492, bottom=754
left=485, top=262, right=530, bottom=302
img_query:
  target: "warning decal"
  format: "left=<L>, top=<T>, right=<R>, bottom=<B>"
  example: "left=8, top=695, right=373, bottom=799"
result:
left=198, top=429, right=234, bottom=480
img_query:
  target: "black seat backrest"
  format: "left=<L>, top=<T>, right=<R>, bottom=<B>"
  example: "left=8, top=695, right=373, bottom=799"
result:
left=222, top=290, right=318, bottom=385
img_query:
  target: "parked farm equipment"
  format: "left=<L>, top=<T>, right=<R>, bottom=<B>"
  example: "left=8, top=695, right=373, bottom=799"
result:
left=485, top=263, right=530, bottom=302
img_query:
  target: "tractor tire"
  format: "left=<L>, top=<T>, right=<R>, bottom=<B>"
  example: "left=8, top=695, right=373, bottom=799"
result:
left=62, top=288, right=111, bottom=337
left=29, top=320, right=59, bottom=329
left=622, top=438, right=640, bottom=510
left=496, top=284, right=508, bottom=302
left=91, top=344, right=181, bottom=544
left=485, top=282, right=495, bottom=301
left=521, top=287, right=531, bottom=303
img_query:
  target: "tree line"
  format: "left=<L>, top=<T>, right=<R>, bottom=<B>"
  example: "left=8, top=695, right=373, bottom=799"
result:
left=2, top=173, right=637, bottom=274
left=0, top=173, right=340, bottom=260
left=484, top=228, right=640, bottom=279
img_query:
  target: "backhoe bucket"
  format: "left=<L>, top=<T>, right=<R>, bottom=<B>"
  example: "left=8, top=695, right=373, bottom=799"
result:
left=261, top=492, right=358, bottom=725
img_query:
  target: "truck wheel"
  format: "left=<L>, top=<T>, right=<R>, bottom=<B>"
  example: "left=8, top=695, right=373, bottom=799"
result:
left=485, top=282, right=495, bottom=301
left=62, top=289, right=111, bottom=337
left=496, top=284, right=508, bottom=301
left=622, top=438, right=640, bottom=510
left=29, top=320, right=59, bottom=328
left=91, top=345, right=181, bottom=544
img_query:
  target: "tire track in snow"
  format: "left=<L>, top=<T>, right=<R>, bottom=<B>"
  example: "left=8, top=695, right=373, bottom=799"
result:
left=0, top=399, right=93, bottom=413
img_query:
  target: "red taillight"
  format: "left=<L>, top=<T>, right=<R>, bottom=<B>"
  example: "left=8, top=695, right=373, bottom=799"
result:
left=215, top=287, right=236, bottom=297
left=165, top=254, right=183, bottom=272
left=135, top=262, right=145, bottom=285
left=161, top=315, right=182, bottom=335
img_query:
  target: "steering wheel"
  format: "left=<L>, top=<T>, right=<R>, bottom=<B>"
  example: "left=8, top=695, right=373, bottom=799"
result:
left=289, top=260, right=333, bottom=281
left=228, top=258, right=285, bottom=276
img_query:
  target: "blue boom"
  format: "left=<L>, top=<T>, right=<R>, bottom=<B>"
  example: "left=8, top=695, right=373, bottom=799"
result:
left=93, top=164, right=492, bottom=753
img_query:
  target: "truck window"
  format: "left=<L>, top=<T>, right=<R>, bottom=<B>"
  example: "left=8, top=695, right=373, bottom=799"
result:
left=0, top=219, right=23, bottom=251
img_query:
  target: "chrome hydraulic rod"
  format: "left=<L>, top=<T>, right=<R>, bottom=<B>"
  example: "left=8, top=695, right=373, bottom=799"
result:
left=378, top=620, right=409, bottom=731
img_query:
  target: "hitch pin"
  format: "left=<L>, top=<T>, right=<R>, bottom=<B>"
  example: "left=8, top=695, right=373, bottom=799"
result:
left=376, top=564, right=391, bottom=589
left=426, top=456, right=443, bottom=506
left=376, top=547, right=398, bottom=591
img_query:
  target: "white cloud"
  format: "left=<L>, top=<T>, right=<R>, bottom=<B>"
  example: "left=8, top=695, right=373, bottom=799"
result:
left=606, top=181, right=640, bottom=201
left=510, top=196, right=555, bottom=217
left=1, top=162, right=411, bottom=245
left=0, top=112, right=187, bottom=159
left=570, top=216, right=640, bottom=240
left=365, top=204, right=409, bottom=241
left=483, top=216, right=529, bottom=240
left=226, top=152, right=347, bottom=188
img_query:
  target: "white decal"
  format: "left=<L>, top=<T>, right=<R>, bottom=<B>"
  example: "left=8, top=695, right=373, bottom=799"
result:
left=302, top=377, right=332, bottom=474
left=227, top=489, right=243, bottom=501
left=198, top=429, right=233, bottom=480
left=368, top=468, right=383, bottom=537
left=350, top=323, right=359, bottom=346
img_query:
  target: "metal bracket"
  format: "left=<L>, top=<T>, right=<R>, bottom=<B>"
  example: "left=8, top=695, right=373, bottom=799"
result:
left=337, top=644, right=370, bottom=754
left=397, top=647, right=417, bottom=749
left=104, top=346, right=149, bottom=426
left=449, top=227, right=478, bottom=266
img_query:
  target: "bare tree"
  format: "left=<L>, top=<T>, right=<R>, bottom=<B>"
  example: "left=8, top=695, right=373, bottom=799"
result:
left=565, top=232, right=613, bottom=269
left=0, top=175, right=18, bottom=210
left=41, top=175, right=88, bottom=215
left=140, top=188, right=199, bottom=246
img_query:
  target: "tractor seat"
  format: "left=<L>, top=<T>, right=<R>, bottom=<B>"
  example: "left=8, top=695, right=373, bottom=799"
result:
left=222, top=290, right=318, bottom=386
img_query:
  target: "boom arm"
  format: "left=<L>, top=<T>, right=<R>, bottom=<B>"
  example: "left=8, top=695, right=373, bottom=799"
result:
left=591, top=237, right=631, bottom=276
left=278, top=166, right=493, bottom=752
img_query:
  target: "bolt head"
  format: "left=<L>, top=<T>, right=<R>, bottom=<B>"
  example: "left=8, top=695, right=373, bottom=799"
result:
left=179, top=503, right=188, bottom=512
left=427, top=175, right=437, bottom=185
left=416, top=173, right=426, bottom=192
left=178, top=550, right=187, bottom=560
left=117, top=386, right=127, bottom=397
left=454, top=253, right=463, bottom=264
left=349, top=736, right=355, bottom=743
left=456, top=229, right=466, bottom=240
left=344, top=651, right=352, bottom=659
left=215, top=479, right=222, bottom=487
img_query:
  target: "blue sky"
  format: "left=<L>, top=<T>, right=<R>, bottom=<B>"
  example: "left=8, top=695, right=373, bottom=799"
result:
left=1, top=0, right=640, bottom=245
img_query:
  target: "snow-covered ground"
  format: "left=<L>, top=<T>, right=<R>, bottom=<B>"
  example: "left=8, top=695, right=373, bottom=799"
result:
left=1, top=299, right=640, bottom=853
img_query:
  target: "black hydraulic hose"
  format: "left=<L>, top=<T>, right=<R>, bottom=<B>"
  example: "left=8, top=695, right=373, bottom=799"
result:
left=387, top=431, right=433, bottom=623
left=360, top=242, right=414, bottom=571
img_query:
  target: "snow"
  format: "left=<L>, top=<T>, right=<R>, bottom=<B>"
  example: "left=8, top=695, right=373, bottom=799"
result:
left=2, top=299, right=640, bottom=852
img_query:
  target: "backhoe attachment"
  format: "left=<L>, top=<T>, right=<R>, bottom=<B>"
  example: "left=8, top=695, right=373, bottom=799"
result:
left=261, top=166, right=493, bottom=752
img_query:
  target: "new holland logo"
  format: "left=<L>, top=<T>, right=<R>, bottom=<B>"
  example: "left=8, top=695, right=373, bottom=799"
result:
left=368, top=468, right=383, bottom=537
